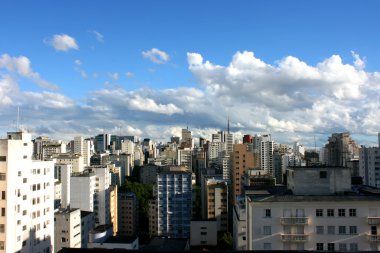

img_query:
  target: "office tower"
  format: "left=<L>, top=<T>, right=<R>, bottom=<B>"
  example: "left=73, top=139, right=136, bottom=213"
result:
left=54, top=208, right=81, bottom=252
left=246, top=166, right=380, bottom=251
left=359, top=134, right=380, bottom=187
left=181, top=128, right=192, bottom=148
left=177, top=148, right=192, bottom=170
left=260, top=135, right=274, bottom=176
left=118, top=192, right=138, bottom=236
left=0, top=131, right=55, bottom=252
left=95, top=134, right=111, bottom=153
left=156, top=171, right=192, bottom=238
left=230, top=143, right=256, bottom=204
left=73, top=137, right=92, bottom=166
left=201, top=176, right=229, bottom=231
left=323, top=132, right=359, bottom=167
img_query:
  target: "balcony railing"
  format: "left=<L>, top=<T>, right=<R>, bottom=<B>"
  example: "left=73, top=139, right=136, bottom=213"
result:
left=368, top=217, right=380, bottom=225
left=281, top=234, right=308, bottom=242
left=367, top=234, right=380, bottom=242
left=280, top=217, right=309, bottom=225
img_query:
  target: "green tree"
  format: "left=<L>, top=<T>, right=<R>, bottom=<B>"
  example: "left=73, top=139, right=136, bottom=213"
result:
left=218, top=231, right=233, bottom=250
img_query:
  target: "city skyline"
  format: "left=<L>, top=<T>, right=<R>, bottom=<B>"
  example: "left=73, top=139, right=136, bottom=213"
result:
left=1, top=1, right=380, bottom=147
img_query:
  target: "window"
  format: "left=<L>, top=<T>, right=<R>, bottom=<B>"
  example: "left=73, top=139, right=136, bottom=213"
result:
left=339, top=243, right=347, bottom=251
left=23, top=178, right=27, bottom=183
left=263, top=243, right=272, bottom=250
left=316, top=243, right=323, bottom=251
left=316, top=209, right=323, bottom=217
left=0, top=173, right=5, bottom=181
left=338, top=209, right=346, bottom=217
left=349, top=226, right=357, bottom=235
left=349, top=243, right=358, bottom=251
left=265, top=209, right=271, bottom=217
left=339, top=226, right=346, bottom=234
left=328, top=243, right=335, bottom=251
left=1, top=191, right=5, bottom=200
left=320, top=171, right=327, bottom=178
left=263, top=226, right=272, bottom=235
left=316, top=226, right=324, bottom=234
left=349, top=209, right=356, bottom=217
left=327, top=209, right=334, bottom=217
left=327, top=226, right=335, bottom=235
left=1, top=208, right=4, bottom=217
left=0, top=241, right=4, bottom=250
left=200, top=232, right=207, bottom=235
left=0, top=156, right=6, bottom=162
left=0, top=224, right=4, bottom=233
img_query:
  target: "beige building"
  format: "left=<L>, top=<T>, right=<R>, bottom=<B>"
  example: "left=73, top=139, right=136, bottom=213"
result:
left=201, top=176, right=229, bottom=231
left=148, top=199, right=158, bottom=237
left=109, top=185, right=118, bottom=235
left=230, top=143, right=256, bottom=204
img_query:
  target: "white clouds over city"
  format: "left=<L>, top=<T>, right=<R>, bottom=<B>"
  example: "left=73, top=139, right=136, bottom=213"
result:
left=0, top=51, right=380, bottom=146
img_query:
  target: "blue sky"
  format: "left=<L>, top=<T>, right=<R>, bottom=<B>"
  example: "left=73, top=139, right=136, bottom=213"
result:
left=0, top=0, right=380, bottom=147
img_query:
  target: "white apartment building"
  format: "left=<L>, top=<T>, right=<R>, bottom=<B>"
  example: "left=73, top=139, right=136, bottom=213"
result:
left=52, top=153, right=84, bottom=173
left=70, top=170, right=96, bottom=212
left=73, top=136, right=93, bottom=166
left=54, top=208, right=81, bottom=252
left=54, top=163, right=71, bottom=209
left=177, top=148, right=192, bottom=170
left=260, top=137, right=274, bottom=176
left=0, top=131, right=55, bottom=253
left=360, top=134, right=380, bottom=188
left=207, top=142, right=226, bottom=166
left=246, top=166, right=380, bottom=251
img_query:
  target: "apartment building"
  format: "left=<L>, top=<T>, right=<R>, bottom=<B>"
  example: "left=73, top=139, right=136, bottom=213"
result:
left=246, top=166, right=380, bottom=251
left=0, top=131, right=54, bottom=253
left=54, top=208, right=81, bottom=252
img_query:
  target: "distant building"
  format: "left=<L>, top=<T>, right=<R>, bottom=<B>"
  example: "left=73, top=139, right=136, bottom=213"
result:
left=190, top=220, right=218, bottom=247
left=359, top=133, right=380, bottom=187
left=323, top=132, right=359, bottom=167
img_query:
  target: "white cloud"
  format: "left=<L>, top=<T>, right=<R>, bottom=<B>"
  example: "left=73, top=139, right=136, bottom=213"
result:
left=47, top=34, right=79, bottom=52
left=351, top=51, right=365, bottom=70
left=0, top=54, right=58, bottom=90
left=128, top=95, right=183, bottom=115
left=125, top=71, right=134, bottom=78
left=75, top=59, right=82, bottom=65
left=89, top=30, right=104, bottom=42
left=187, top=52, right=203, bottom=66
left=108, top=72, right=119, bottom=81
left=142, top=48, right=170, bottom=64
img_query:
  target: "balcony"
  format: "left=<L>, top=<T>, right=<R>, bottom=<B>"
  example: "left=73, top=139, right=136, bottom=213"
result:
left=280, top=217, right=309, bottom=225
left=368, top=217, right=380, bottom=225
left=281, top=234, right=308, bottom=242
left=367, top=234, right=380, bottom=242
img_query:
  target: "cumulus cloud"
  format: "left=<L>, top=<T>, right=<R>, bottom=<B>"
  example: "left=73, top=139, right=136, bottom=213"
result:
left=125, top=71, right=134, bottom=78
left=0, top=54, right=58, bottom=90
left=46, top=34, right=79, bottom=52
left=75, top=59, right=82, bottom=65
left=142, top=48, right=170, bottom=64
left=1, top=50, right=380, bottom=147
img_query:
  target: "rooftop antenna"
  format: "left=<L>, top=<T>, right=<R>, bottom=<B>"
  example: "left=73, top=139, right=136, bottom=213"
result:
left=16, top=106, right=20, bottom=131
left=227, top=116, right=230, bottom=134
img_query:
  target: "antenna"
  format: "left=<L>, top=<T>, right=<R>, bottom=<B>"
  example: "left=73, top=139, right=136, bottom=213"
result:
left=16, top=106, right=20, bottom=131
left=227, top=116, right=230, bottom=134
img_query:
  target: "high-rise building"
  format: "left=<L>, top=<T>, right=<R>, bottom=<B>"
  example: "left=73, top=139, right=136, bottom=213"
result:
left=243, top=134, right=253, bottom=144
left=109, top=185, right=118, bottom=236
left=201, top=176, right=229, bottom=231
left=323, top=132, right=359, bottom=167
left=181, top=128, right=192, bottom=149
left=95, top=134, right=111, bottom=153
left=156, top=171, right=192, bottom=238
left=359, top=134, right=380, bottom=188
left=118, top=192, right=138, bottom=236
left=260, top=135, right=274, bottom=176
left=230, top=143, right=256, bottom=204
left=0, top=131, right=55, bottom=252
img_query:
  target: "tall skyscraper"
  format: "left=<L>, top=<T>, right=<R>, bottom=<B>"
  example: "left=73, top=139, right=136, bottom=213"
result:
left=0, top=131, right=55, bottom=252
left=156, top=171, right=192, bottom=238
